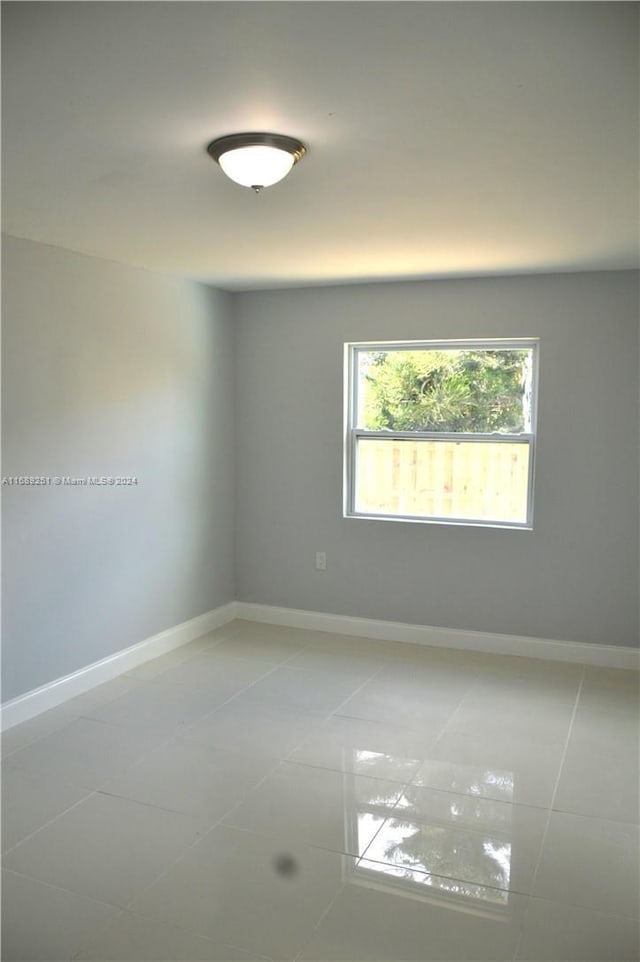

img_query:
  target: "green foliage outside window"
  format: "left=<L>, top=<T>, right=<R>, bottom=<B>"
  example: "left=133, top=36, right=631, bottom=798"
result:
left=361, top=349, right=530, bottom=434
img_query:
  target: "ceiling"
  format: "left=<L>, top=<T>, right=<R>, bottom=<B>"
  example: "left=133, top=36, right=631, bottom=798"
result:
left=2, top=2, right=638, bottom=291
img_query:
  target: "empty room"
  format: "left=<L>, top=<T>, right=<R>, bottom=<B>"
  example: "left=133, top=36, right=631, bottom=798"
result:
left=1, top=2, right=638, bottom=961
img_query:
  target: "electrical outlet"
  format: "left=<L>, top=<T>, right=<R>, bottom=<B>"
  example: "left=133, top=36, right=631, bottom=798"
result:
left=315, top=551, right=327, bottom=571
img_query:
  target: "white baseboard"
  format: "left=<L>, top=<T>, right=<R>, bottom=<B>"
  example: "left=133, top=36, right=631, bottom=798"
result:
left=235, top=602, right=640, bottom=671
left=1, top=602, right=238, bottom=732
left=3, top=599, right=637, bottom=732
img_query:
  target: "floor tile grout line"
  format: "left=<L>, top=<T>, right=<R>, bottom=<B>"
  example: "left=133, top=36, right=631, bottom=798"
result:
left=4, top=703, right=180, bottom=769
left=121, top=630, right=236, bottom=681
left=207, top=690, right=409, bottom=836
left=280, top=748, right=569, bottom=818
left=277, top=754, right=423, bottom=788
left=177, top=654, right=389, bottom=754
left=115, top=816, right=351, bottom=960
left=291, top=855, right=352, bottom=962
left=404, top=666, right=485, bottom=760
left=1, top=786, right=98, bottom=857
left=293, top=811, right=617, bottom=962
left=69, top=907, right=129, bottom=962
left=119, top=886, right=284, bottom=960
left=518, top=890, right=640, bottom=923
left=262, top=659, right=415, bottom=786
left=9, top=866, right=159, bottom=962
left=112, top=716, right=327, bottom=922
left=9, top=823, right=639, bottom=962
left=90, top=785, right=225, bottom=822
left=324, top=659, right=483, bottom=749
left=1, top=712, right=80, bottom=762
left=225, top=656, right=385, bottom=718
left=352, top=772, right=546, bottom=899
left=510, top=890, right=640, bottom=962
left=2, top=725, right=183, bottom=855
left=1, top=864, right=124, bottom=909
left=510, top=662, right=586, bottom=962
left=318, top=661, right=389, bottom=717
left=332, top=656, right=586, bottom=962
left=116, top=804, right=236, bottom=917
left=105, top=624, right=416, bottom=738
left=348, top=850, right=536, bottom=901
left=400, top=660, right=585, bottom=809
left=4, top=640, right=363, bottom=905
left=269, top=632, right=348, bottom=669
left=162, top=659, right=293, bottom=737
left=170, top=625, right=381, bottom=730
left=354, top=756, right=441, bottom=869
left=69, top=626, right=298, bottom=739
left=71, top=901, right=265, bottom=962
left=1, top=629, right=556, bottom=757
left=200, top=623, right=323, bottom=671
left=6, top=627, right=635, bottom=962
left=547, top=663, right=586, bottom=815
left=542, top=803, right=640, bottom=828
left=5, top=640, right=513, bottom=905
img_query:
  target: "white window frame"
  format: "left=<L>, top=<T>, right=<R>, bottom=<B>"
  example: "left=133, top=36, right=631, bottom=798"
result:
left=344, top=338, right=539, bottom=530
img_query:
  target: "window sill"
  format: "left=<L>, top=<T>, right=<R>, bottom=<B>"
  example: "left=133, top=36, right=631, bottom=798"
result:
left=344, top=510, right=533, bottom=531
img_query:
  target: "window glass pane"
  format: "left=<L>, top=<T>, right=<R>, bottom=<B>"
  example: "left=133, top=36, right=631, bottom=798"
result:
left=355, top=438, right=530, bottom=524
left=356, top=348, right=534, bottom=434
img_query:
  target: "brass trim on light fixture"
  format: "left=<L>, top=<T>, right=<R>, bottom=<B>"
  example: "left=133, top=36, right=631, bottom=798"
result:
left=206, top=132, right=307, bottom=166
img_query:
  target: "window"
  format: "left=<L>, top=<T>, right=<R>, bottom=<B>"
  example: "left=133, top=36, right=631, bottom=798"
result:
left=344, top=339, right=538, bottom=528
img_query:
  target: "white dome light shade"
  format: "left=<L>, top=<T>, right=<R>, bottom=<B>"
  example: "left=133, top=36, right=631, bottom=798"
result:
left=207, top=133, right=306, bottom=192
left=219, top=145, right=295, bottom=189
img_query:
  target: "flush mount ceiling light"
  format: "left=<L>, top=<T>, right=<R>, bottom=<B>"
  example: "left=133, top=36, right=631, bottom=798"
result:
left=207, top=132, right=307, bottom=193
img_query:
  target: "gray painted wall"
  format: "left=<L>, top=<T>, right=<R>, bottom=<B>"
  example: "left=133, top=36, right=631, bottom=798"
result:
left=234, top=271, right=639, bottom=648
left=3, top=241, right=637, bottom=704
left=2, top=236, right=235, bottom=701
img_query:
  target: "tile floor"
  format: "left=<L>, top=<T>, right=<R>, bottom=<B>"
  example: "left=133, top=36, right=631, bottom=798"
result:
left=1, top=620, right=638, bottom=961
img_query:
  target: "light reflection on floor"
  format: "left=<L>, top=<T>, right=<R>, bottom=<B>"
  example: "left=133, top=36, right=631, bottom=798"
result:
left=4, top=621, right=637, bottom=961
left=348, top=749, right=514, bottom=911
